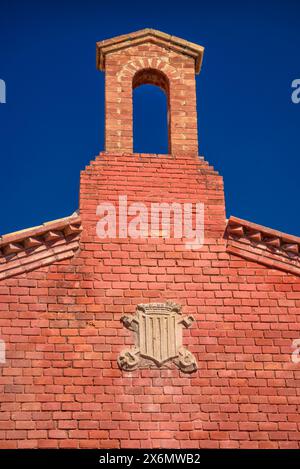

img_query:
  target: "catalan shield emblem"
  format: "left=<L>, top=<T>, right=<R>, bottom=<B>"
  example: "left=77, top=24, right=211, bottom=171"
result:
left=118, top=301, right=197, bottom=373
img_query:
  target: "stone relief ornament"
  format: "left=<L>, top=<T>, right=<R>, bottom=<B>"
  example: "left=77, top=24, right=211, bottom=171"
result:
left=117, top=301, right=197, bottom=373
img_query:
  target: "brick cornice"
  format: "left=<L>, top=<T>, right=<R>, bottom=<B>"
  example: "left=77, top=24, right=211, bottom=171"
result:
left=0, top=214, right=82, bottom=280
left=224, top=216, right=300, bottom=276
left=82, top=152, right=221, bottom=176
left=96, top=28, right=204, bottom=74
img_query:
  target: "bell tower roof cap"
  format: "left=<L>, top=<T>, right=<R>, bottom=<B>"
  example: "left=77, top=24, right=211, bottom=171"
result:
left=96, top=28, right=204, bottom=74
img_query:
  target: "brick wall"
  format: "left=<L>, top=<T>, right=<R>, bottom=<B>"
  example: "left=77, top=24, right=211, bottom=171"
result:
left=0, top=29, right=300, bottom=449
left=0, top=152, right=300, bottom=449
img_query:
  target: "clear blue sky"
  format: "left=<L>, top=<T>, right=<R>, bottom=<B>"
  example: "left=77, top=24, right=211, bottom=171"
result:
left=0, top=0, right=299, bottom=236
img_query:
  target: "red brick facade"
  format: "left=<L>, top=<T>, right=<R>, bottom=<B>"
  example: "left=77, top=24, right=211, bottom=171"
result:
left=0, top=29, right=300, bottom=449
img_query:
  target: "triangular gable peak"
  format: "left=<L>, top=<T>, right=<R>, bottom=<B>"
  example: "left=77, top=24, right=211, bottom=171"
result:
left=96, top=28, right=204, bottom=73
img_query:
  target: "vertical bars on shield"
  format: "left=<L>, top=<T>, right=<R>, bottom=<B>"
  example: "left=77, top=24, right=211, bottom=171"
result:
left=140, top=313, right=176, bottom=363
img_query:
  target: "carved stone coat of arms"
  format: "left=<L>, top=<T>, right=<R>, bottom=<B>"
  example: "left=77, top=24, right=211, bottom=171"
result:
left=117, top=302, right=197, bottom=373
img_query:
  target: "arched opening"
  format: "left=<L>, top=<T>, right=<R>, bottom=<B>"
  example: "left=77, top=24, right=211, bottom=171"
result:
left=133, top=69, right=170, bottom=154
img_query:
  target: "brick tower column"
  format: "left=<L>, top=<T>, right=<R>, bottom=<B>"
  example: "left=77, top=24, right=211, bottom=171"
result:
left=96, top=29, right=204, bottom=156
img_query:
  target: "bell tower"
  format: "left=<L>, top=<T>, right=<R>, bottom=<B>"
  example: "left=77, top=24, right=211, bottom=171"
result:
left=96, top=28, right=204, bottom=155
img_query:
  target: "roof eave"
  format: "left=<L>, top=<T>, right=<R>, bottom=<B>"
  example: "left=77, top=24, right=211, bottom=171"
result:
left=224, top=216, right=300, bottom=277
left=96, top=28, right=204, bottom=74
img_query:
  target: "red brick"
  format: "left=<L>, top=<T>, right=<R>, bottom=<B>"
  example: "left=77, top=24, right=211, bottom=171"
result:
left=0, top=28, right=299, bottom=452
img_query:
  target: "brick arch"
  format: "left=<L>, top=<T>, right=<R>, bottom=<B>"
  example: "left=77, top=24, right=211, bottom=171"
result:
left=131, top=67, right=170, bottom=153
left=104, top=47, right=199, bottom=155
left=117, top=58, right=181, bottom=84
left=132, top=68, right=170, bottom=93
left=115, top=59, right=186, bottom=154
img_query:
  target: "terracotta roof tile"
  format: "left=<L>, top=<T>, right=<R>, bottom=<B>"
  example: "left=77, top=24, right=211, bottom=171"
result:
left=0, top=213, right=82, bottom=280
left=225, top=216, right=300, bottom=276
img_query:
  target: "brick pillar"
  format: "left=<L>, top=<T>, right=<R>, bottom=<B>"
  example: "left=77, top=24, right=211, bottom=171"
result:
left=96, top=29, right=204, bottom=156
